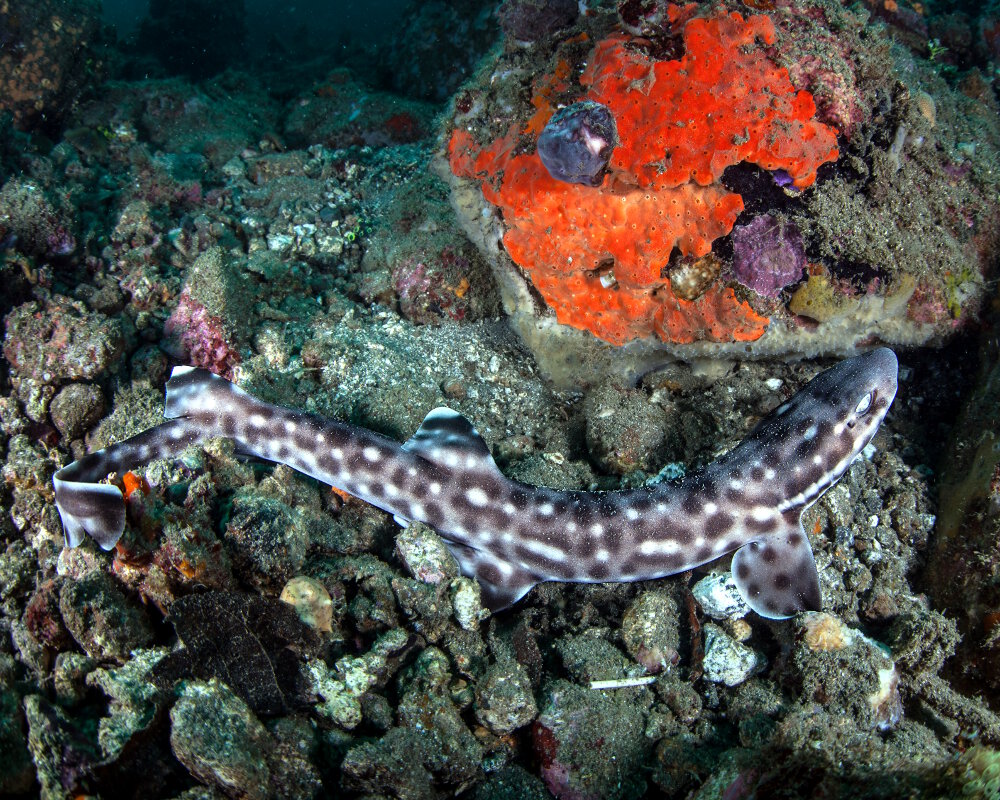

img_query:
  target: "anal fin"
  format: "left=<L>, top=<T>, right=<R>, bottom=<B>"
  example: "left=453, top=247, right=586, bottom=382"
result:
left=732, top=514, right=822, bottom=619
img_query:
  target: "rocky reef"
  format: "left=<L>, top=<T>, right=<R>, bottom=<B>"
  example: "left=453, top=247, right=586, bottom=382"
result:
left=1, top=0, right=1000, bottom=797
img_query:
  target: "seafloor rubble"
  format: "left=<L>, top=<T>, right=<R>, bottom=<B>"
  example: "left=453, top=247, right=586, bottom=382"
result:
left=1, top=0, right=1000, bottom=798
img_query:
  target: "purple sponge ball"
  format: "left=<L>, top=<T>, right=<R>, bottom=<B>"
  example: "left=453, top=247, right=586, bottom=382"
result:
left=537, top=101, right=618, bottom=188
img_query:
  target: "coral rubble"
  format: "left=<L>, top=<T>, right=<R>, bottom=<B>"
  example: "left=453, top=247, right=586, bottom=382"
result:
left=1, top=0, right=1000, bottom=797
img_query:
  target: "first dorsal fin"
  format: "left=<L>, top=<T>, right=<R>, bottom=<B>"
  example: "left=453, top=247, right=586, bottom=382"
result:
left=402, top=407, right=501, bottom=473
left=731, top=514, right=822, bottom=619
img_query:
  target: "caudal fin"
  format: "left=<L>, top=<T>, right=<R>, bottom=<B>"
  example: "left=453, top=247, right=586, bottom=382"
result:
left=53, top=417, right=203, bottom=550
left=52, top=471, right=126, bottom=550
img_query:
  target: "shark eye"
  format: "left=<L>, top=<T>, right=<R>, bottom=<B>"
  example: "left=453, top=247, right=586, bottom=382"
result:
left=854, top=391, right=875, bottom=416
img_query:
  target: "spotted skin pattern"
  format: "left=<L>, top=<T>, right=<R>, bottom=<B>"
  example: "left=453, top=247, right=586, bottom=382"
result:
left=53, top=349, right=898, bottom=618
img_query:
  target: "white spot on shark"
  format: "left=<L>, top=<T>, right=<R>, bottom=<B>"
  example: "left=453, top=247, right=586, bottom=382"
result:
left=525, top=539, right=566, bottom=562
left=466, top=487, right=489, bottom=507
left=639, top=539, right=681, bottom=556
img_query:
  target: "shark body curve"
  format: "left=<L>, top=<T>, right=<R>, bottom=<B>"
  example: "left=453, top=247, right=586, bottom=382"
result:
left=53, top=348, right=898, bottom=618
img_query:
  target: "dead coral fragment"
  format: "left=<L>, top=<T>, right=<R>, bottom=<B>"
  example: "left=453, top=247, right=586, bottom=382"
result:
left=279, top=576, right=334, bottom=633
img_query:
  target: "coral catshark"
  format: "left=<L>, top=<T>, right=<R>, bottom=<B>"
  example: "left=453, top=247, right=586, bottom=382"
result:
left=53, top=348, right=897, bottom=618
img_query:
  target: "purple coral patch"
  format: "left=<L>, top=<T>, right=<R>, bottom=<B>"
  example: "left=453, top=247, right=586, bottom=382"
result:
left=731, top=215, right=807, bottom=299
left=163, top=289, right=240, bottom=380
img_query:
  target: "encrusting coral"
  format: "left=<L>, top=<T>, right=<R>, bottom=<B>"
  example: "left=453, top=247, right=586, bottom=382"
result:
left=450, top=3, right=839, bottom=345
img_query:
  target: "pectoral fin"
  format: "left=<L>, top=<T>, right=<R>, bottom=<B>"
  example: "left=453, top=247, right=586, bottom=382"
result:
left=732, top=516, right=822, bottom=619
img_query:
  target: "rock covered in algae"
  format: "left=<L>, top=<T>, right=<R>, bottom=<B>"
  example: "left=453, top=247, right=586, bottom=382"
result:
left=85, top=648, right=167, bottom=760
left=58, top=570, right=154, bottom=662
left=584, top=382, right=670, bottom=474
left=924, top=331, right=1000, bottom=696
left=169, top=679, right=272, bottom=800
left=0, top=683, right=33, bottom=795
left=533, top=678, right=651, bottom=799
left=24, top=693, right=102, bottom=798
left=3, top=297, right=127, bottom=384
left=703, top=623, right=762, bottom=686
left=621, top=589, right=680, bottom=673
left=793, top=612, right=903, bottom=731
left=396, top=522, right=460, bottom=585
left=450, top=575, right=489, bottom=631
left=223, top=493, right=308, bottom=591
left=341, top=646, right=485, bottom=797
left=474, top=657, right=538, bottom=735
left=441, top=0, right=1000, bottom=386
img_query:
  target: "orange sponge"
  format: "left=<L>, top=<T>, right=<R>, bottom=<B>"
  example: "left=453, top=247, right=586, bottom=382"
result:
left=493, top=154, right=744, bottom=287
left=582, top=14, right=839, bottom=190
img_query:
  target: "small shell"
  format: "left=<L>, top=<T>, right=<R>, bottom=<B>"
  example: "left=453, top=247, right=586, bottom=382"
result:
left=280, top=575, right=333, bottom=633
left=537, top=101, right=618, bottom=187
left=914, top=90, right=936, bottom=128
left=668, top=253, right=721, bottom=301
